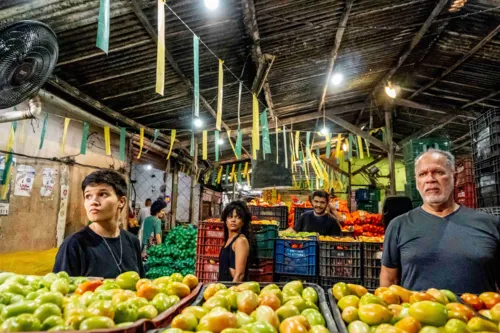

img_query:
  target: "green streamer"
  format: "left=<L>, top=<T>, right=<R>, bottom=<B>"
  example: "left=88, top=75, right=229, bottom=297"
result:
left=237, top=163, right=242, bottom=183
left=80, top=122, right=89, bottom=155
left=316, top=148, right=320, bottom=157
left=193, top=36, right=200, bottom=117
left=152, top=129, right=159, bottom=145
left=260, top=109, right=271, bottom=159
left=348, top=134, right=353, bottom=160
left=225, top=165, right=230, bottom=185
left=306, top=132, right=311, bottom=158
left=236, top=130, right=242, bottom=160
left=2, top=122, right=17, bottom=186
left=211, top=168, right=216, bottom=186
left=353, top=134, right=360, bottom=158
left=96, top=0, right=110, bottom=53
left=119, top=127, right=126, bottom=161
left=214, top=130, right=220, bottom=162
left=326, top=133, right=331, bottom=158
left=39, top=113, right=48, bottom=150
left=190, top=133, right=195, bottom=157
left=299, top=151, right=305, bottom=171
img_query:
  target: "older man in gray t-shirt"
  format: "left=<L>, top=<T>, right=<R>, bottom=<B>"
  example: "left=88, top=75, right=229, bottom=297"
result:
left=381, top=149, right=500, bottom=294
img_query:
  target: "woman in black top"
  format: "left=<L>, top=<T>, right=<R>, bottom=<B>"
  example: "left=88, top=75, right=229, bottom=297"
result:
left=218, top=201, right=251, bottom=282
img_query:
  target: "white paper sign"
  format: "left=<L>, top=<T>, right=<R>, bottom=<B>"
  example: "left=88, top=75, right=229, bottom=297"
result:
left=40, top=168, right=58, bottom=197
left=14, top=165, right=36, bottom=197
left=0, top=203, right=9, bottom=216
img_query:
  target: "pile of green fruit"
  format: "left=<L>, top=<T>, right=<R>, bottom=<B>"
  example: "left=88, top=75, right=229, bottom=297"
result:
left=332, top=282, right=500, bottom=333
left=0, top=270, right=199, bottom=332
left=146, top=225, right=197, bottom=278
left=164, top=280, right=331, bottom=333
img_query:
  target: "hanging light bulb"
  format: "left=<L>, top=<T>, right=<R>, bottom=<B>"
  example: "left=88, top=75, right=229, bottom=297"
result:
left=331, top=73, right=343, bottom=86
left=385, top=82, right=399, bottom=99
left=204, top=0, right=219, bottom=10
left=320, top=127, right=329, bottom=136
left=342, top=143, right=348, bottom=152
left=145, top=164, right=152, bottom=170
left=218, top=138, right=224, bottom=145
left=193, top=117, right=203, bottom=128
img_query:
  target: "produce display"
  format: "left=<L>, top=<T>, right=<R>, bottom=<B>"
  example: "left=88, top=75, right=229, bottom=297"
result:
left=252, top=219, right=279, bottom=226
left=287, top=196, right=313, bottom=228
left=249, top=199, right=286, bottom=207
left=319, top=236, right=359, bottom=242
left=165, top=280, right=331, bottom=333
left=0, top=270, right=198, bottom=332
left=146, top=225, right=197, bottom=279
left=279, top=231, right=317, bottom=240
left=331, top=281, right=500, bottom=332
left=341, top=211, right=384, bottom=238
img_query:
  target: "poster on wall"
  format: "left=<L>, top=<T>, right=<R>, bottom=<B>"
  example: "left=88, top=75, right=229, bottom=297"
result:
left=14, top=164, right=36, bottom=197
left=0, top=155, right=16, bottom=211
left=40, top=168, right=58, bottom=198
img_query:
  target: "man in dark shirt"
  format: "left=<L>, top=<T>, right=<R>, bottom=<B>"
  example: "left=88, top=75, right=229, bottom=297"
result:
left=381, top=149, right=500, bottom=293
left=294, top=190, right=341, bottom=236
left=54, top=170, right=145, bottom=278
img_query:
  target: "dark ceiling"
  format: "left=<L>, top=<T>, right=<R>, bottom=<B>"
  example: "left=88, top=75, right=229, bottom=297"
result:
left=2, top=0, right=500, bottom=161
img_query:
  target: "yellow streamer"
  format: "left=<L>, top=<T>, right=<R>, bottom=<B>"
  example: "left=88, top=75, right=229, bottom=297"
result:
left=231, top=164, right=236, bottom=182
left=61, top=118, right=70, bottom=154
left=252, top=94, right=260, bottom=159
left=243, top=162, right=248, bottom=178
left=216, top=59, right=224, bottom=131
left=1, top=125, right=16, bottom=200
left=103, top=126, right=111, bottom=155
left=227, top=130, right=237, bottom=158
left=295, top=131, right=300, bottom=159
left=335, top=134, right=342, bottom=158
left=247, top=171, right=250, bottom=187
left=365, top=139, right=371, bottom=157
left=216, top=166, right=223, bottom=184
left=357, top=135, right=364, bottom=159
left=202, top=130, right=208, bottom=160
left=137, top=128, right=144, bottom=159
left=166, top=130, right=176, bottom=160
left=20, top=121, right=25, bottom=146
left=155, top=0, right=165, bottom=95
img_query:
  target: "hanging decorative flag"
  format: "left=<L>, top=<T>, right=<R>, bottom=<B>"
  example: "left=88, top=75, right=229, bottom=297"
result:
left=167, top=130, right=176, bottom=159
left=235, top=130, right=242, bottom=160
left=39, top=113, right=48, bottom=150
left=237, top=163, right=242, bottom=183
left=225, top=165, right=230, bottom=185
left=252, top=94, right=260, bottom=159
left=216, top=166, right=223, bottom=184
left=353, top=134, right=360, bottom=158
left=348, top=135, right=354, bottom=160
left=193, top=35, right=200, bottom=117
left=227, top=130, right=237, bottom=158
left=202, top=130, right=208, bottom=160
left=247, top=169, right=251, bottom=187
left=335, top=134, right=342, bottom=158
left=237, top=81, right=242, bottom=128
left=216, top=59, right=224, bottom=131
left=243, top=162, right=249, bottom=178
left=306, top=132, right=311, bottom=158
left=1, top=121, right=16, bottom=184
left=104, top=126, right=111, bottom=156
left=365, top=138, right=371, bottom=157
left=260, top=109, right=271, bottom=157
left=61, top=118, right=70, bottom=154
left=96, top=0, right=110, bottom=53
left=137, top=128, right=145, bottom=159
left=214, top=130, right=220, bottom=162
left=155, top=0, right=165, bottom=95
left=231, top=164, right=236, bottom=183
left=119, top=127, right=126, bottom=161
left=326, top=133, right=331, bottom=158
left=357, top=135, right=364, bottom=159
left=80, top=122, right=89, bottom=155
left=283, top=125, right=288, bottom=168
left=275, top=119, right=279, bottom=164
left=295, top=131, right=300, bottom=159
left=189, top=132, right=195, bottom=157
left=211, top=169, right=216, bottom=186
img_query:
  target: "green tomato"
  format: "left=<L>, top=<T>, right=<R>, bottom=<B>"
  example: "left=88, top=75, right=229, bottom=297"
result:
left=151, top=293, right=172, bottom=313
left=25, top=292, right=38, bottom=301
left=127, top=297, right=149, bottom=309
left=114, top=302, right=139, bottom=324
left=84, top=300, right=115, bottom=319
left=9, top=295, right=25, bottom=305
left=33, top=303, right=62, bottom=323
left=42, top=273, right=58, bottom=289
left=4, top=276, right=28, bottom=286
left=68, top=284, right=76, bottom=294
left=95, top=283, right=121, bottom=293
left=56, top=272, right=70, bottom=281
left=48, top=325, right=74, bottom=331
left=116, top=322, right=134, bottom=328
left=50, top=279, right=69, bottom=295
left=41, top=316, right=65, bottom=331
left=115, top=271, right=140, bottom=291
left=79, top=316, right=115, bottom=330
left=301, top=309, right=325, bottom=326
left=302, top=287, right=319, bottom=304
left=2, top=301, right=37, bottom=318
left=35, top=292, right=64, bottom=309
left=0, top=283, right=28, bottom=296
left=0, top=293, right=11, bottom=305
left=137, top=305, right=158, bottom=320
left=0, top=314, right=41, bottom=332
left=0, top=273, right=15, bottom=285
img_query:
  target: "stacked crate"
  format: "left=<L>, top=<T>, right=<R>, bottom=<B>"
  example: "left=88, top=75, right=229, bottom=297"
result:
left=318, top=239, right=363, bottom=289
left=363, top=241, right=384, bottom=290
left=403, top=138, right=451, bottom=207
left=471, top=110, right=500, bottom=208
left=249, top=223, right=278, bottom=282
left=249, top=205, right=288, bottom=229
left=275, top=235, right=317, bottom=280
left=195, top=220, right=225, bottom=282
left=455, top=156, right=476, bottom=208
left=355, top=189, right=380, bottom=213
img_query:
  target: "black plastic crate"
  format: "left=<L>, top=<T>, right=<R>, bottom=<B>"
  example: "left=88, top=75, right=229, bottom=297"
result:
left=293, top=207, right=313, bottom=227
left=356, top=201, right=379, bottom=213
left=363, top=242, right=383, bottom=281
left=319, top=241, right=362, bottom=279
left=320, top=276, right=363, bottom=291
left=477, top=192, right=500, bottom=208
left=475, top=172, right=500, bottom=188
left=277, top=273, right=319, bottom=285
left=250, top=205, right=288, bottom=229
left=364, top=278, right=380, bottom=291
left=472, top=132, right=500, bottom=163
left=470, top=109, right=500, bottom=134
left=474, top=156, right=500, bottom=175
left=477, top=207, right=500, bottom=216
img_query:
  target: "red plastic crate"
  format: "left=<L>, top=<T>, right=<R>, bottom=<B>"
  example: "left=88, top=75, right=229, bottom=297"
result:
left=456, top=157, right=474, bottom=186
left=249, top=259, right=274, bottom=282
left=195, top=255, right=219, bottom=282
left=455, top=182, right=476, bottom=208
left=197, top=221, right=225, bottom=256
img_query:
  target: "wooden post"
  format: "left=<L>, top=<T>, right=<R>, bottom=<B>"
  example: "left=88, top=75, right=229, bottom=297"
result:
left=347, top=161, right=352, bottom=212
left=171, top=164, right=179, bottom=228
left=385, top=108, right=396, bottom=195
left=189, top=137, right=198, bottom=224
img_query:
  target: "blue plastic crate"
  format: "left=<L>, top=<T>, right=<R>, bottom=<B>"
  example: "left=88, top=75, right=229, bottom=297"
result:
left=275, top=238, right=317, bottom=276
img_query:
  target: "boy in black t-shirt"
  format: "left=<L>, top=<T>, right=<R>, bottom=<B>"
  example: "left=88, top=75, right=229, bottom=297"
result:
left=53, top=170, right=144, bottom=278
left=294, top=190, right=341, bottom=236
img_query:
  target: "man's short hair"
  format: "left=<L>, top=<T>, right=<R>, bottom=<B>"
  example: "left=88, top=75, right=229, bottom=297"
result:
left=309, top=190, right=329, bottom=202
left=150, top=199, right=167, bottom=216
left=81, top=169, right=127, bottom=198
left=145, top=198, right=152, bottom=203
left=414, top=148, right=455, bottom=173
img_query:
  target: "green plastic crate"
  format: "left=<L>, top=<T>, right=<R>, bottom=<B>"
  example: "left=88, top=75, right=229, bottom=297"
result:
left=251, top=224, right=278, bottom=259
left=403, top=138, right=451, bottom=163
left=404, top=182, right=420, bottom=201
left=356, top=201, right=379, bottom=213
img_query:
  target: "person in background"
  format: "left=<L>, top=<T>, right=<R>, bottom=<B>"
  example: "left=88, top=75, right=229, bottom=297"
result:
left=137, top=198, right=152, bottom=226
left=294, top=190, right=341, bottom=236
left=128, top=204, right=140, bottom=236
left=140, top=199, right=166, bottom=260
left=219, top=201, right=252, bottom=282
left=54, top=170, right=144, bottom=278
left=381, top=149, right=500, bottom=293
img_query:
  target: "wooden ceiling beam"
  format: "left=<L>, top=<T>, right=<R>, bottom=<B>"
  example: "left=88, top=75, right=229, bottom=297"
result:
left=317, top=0, right=354, bottom=114
left=130, top=0, right=249, bottom=157
left=398, top=114, right=459, bottom=147
left=391, top=98, right=479, bottom=119
left=409, top=24, right=500, bottom=99
left=462, top=89, right=500, bottom=108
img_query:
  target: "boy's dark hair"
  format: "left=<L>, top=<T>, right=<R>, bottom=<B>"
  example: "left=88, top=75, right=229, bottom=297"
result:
left=309, top=190, right=329, bottom=202
left=145, top=198, right=152, bottom=203
left=150, top=199, right=167, bottom=216
left=81, top=169, right=127, bottom=197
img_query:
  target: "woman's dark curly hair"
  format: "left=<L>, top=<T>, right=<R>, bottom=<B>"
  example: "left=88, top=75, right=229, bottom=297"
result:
left=221, top=201, right=253, bottom=242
